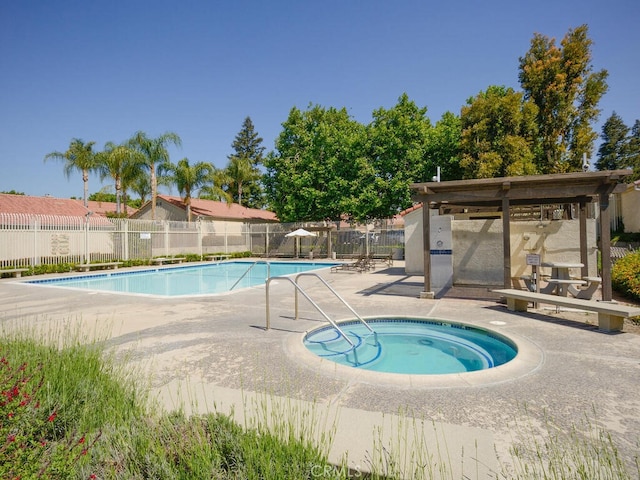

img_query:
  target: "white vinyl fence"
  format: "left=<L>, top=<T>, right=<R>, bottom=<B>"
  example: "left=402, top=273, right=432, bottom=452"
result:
left=0, top=214, right=405, bottom=269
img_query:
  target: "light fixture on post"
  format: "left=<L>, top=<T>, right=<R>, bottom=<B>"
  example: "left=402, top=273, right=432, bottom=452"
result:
left=431, top=166, right=441, bottom=182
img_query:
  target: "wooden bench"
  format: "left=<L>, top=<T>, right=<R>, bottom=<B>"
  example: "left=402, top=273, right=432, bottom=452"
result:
left=493, top=288, right=640, bottom=332
left=0, top=268, right=29, bottom=278
left=75, top=262, right=123, bottom=272
left=205, top=254, right=231, bottom=261
left=151, top=257, right=186, bottom=265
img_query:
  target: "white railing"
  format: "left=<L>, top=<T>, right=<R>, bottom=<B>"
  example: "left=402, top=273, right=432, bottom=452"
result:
left=0, top=213, right=405, bottom=269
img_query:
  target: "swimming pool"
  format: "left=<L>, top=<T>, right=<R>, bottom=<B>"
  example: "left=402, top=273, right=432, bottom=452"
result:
left=304, top=317, right=517, bottom=375
left=26, top=261, right=336, bottom=297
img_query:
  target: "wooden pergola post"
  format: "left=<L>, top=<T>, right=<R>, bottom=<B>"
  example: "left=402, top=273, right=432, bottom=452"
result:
left=502, top=196, right=511, bottom=288
left=579, top=200, right=589, bottom=278
left=421, top=201, right=433, bottom=297
left=599, top=193, right=613, bottom=301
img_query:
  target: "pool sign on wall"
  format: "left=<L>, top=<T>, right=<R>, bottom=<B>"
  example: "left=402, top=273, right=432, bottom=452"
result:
left=526, top=253, right=541, bottom=266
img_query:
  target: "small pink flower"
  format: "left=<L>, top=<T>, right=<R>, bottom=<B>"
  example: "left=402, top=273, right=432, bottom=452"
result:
left=7, top=434, right=16, bottom=442
left=47, top=411, right=57, bottom=422
left=7, top=412, right=14, bottom=418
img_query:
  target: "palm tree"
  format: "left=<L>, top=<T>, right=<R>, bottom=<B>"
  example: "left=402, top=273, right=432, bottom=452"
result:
left=127, top=170, right=151, bottom=205
left=128, top=131, right=182, bottom=219
left=165, top=158, right=213, bottom=222
left=226, top=155, right=256, bottom=206
left=44, top=139, right=97, bottom=207
left=96, top=142, right=144, bottom=215
left=199, top=167, right=233, bottom=204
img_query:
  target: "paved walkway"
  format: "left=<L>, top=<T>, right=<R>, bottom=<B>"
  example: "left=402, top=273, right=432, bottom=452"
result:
left=1, top=261, right=639, bottom=478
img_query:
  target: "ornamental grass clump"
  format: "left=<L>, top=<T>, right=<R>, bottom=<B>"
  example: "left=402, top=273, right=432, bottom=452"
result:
left=0, top=321, right=147, bottom=479
left=611, top=250, right=640, bottom=302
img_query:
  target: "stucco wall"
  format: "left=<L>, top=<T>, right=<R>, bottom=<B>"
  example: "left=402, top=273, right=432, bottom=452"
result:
left=621, top=185, right=640, bottom=233
left=404, top=208, right=598, bottom=285
left=452, top=219, right=503, bottom=285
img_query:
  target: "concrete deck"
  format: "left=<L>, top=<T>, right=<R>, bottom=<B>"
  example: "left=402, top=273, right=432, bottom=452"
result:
left=2, top=261, right=639, bottom=478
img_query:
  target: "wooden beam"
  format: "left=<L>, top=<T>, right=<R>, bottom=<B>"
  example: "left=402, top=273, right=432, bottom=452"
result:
left=422, top=202, right=432, bottom=295
left=599, top=193, right=612, bottom=301
left=502, top=197, right=511, bottom=288
left=579, top=201, right=588, bottom=278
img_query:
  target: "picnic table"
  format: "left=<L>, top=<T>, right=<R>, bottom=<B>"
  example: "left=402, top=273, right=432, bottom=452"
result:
left=540, top=262, right=585, bottom=296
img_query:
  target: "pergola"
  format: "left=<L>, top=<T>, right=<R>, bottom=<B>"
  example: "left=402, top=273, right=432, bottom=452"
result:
left=410, top=170, right=632, bottom=301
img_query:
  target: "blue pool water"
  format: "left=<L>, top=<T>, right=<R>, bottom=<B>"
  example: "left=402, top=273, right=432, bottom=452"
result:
left=304, top=318, right=517, bottom=375
left=26, top=261, right=335, bottom=297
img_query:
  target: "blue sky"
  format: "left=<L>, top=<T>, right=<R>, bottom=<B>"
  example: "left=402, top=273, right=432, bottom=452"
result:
left=1, top=0, right=638, bottom=199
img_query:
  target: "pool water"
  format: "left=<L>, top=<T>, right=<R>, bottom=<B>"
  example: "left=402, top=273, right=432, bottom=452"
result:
left=304, top=318, right=517, bottom=375
left=27, top=261, right=335, bottom=297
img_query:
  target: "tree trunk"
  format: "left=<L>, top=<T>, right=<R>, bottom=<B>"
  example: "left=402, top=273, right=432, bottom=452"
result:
left=115, top=177, right=122, bottom=215
left=82, top=169, right=89, bottom=208
left=150, top=163, right=157, bottom=220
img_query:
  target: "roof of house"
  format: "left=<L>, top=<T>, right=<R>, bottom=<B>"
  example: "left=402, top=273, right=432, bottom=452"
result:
left=0, top=193, right=91, bottom=217
left=399, top=204, right=423, bottom=217
left=156, top=195, right=278, bottom=221
left=72, top=199, right=137, bottom=217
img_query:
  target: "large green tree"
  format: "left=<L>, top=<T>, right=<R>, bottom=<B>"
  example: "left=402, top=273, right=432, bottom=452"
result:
left=165, top=158, right=213, bottom=222
left=128, top=131, right=182, bottom=219
left=459, top=86, right=539, bottom=178
left=626, top=120, right=640, bottom=183
left=596, top=112, right=630, bottom=171
left=519, top=24, right=608, bottom=173
left=226, top=117, right=265, bottom=208
left=264, top=104, right=374, bottom=222
left=44, top=138, right=97, bottom=207
left=366, top=93, right=432, bottom=215
left=425, top=111, right=463, bottom=181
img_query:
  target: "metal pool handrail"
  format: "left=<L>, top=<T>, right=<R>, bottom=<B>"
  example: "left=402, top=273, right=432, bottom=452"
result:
left=265, top=276, right=355, bottom=348
left=230, top=261, right=270, bottom=291
left=293, top=272, right=373, bottom=333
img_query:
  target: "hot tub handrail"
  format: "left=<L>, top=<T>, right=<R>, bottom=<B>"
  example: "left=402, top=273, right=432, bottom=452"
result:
left=230, top=261, right=270, bottom=291
left=265, top=276, right=355, bottom=348
left=293, top=272, right=374, bottom=333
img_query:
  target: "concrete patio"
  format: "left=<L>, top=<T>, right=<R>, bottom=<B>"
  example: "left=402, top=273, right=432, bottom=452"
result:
left=1, top=261, right=639, bottom=478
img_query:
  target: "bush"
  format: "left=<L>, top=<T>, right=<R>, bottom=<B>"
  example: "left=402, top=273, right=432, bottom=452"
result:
left=611, top=250, right=640, bottom=302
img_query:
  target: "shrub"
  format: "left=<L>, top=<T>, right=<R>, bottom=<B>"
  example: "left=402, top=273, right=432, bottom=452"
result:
left=611, top=250, right=640, bottom=302
left=29, top=263, right=75, bottom=275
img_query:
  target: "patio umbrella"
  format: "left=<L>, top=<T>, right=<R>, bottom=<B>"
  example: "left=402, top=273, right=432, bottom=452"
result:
left=285, top=228, right=317, bottom=238
left=285, top=228, right=317, bottom=258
